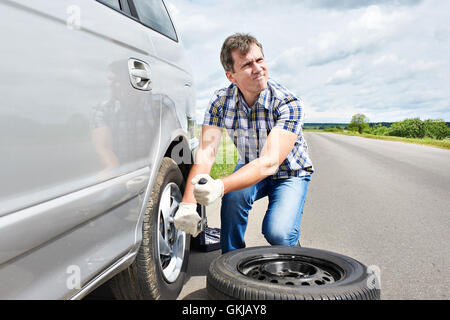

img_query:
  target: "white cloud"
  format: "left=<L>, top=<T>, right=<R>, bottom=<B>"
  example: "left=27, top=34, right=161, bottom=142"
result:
left=349, top=5, right=400, bottom=31
left=271, top=5, right=412, bottom=69
left=326, top=67, right=355, bottom=85
left=373, top=54, right=402, bottom=65
left=175, top=13, right=221, bottom=48
left=301, top=0, right=423, bottom=10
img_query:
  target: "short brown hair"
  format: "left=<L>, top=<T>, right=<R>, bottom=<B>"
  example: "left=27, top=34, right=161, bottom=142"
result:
left=220, top=33, right=264, bottom=73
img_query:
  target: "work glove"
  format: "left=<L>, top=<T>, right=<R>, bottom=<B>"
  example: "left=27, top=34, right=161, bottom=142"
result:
left=173, top=202, right=201, bottom=237
left=191, top=174, right=224, bottom=206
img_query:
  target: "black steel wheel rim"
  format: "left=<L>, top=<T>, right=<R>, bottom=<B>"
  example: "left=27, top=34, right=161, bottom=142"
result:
left=237, top=254, right=345, bottom=287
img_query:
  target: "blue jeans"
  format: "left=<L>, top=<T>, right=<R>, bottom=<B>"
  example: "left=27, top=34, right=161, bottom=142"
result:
left=220, top=163, right=311, bottom=253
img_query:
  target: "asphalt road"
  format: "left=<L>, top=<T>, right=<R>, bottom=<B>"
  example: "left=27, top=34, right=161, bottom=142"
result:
left=178, top=132, right=450, bottom=300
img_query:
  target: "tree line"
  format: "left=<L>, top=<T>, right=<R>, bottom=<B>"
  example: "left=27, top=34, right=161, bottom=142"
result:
left=345, top=114, right=450, bottom=140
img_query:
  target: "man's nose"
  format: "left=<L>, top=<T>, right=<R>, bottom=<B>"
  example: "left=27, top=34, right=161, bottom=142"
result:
left=252, top=62, right=263, bottom=73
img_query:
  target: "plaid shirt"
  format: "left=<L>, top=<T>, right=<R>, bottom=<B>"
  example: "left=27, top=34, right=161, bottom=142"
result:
left=90, top=98, right=152, bottom=162
left=203, top=79, right=314, bottom=179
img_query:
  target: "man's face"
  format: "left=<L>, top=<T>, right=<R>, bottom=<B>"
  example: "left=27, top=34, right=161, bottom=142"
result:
left=226, top=43, right=268, bottom=100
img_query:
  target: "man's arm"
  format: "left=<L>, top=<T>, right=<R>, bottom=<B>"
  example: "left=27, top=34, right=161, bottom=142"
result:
left=220, top=96, right=304, bottom=195
left=182, top=125, right=223, bottom=204
left=221, top=127, right=297, bottom=194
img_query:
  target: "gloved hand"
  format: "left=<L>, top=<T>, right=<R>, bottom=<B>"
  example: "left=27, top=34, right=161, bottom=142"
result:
left=191, top=174, right=224, bottom=206
left=173, top=202, right=201, bottom=237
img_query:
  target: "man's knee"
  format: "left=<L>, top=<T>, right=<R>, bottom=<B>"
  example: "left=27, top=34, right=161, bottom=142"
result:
left=263, top=227, right=299, bottom=246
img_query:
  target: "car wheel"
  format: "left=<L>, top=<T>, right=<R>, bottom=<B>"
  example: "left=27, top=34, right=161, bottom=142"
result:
left=207, top=246, right=380, bottom=300
left=110, top=157, right=190, bottom=300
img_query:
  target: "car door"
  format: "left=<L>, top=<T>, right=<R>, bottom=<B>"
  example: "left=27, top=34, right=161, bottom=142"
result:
left=0, top=0, right=161, bottom=298
left=128, top=0, right=195, bottom=146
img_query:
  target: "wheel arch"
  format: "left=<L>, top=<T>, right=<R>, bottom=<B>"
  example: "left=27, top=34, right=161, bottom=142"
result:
left=163, top=134, right=195, bottom=183
left=130, top=131, right=195, bottom=253
left=75, top=130, right=196, bottom=299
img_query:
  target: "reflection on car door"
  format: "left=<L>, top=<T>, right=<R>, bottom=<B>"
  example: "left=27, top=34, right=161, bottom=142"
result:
left=0, top=0, right=161, bottom=298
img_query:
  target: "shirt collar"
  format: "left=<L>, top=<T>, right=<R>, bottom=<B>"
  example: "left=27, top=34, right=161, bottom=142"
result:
left=233, top=82, right=271, bottom=111
left=256, top=86, right=271, bottom=110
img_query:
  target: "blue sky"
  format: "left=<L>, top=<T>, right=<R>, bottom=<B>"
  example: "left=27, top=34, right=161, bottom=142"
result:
left=167, top=0, right=449, bottom=123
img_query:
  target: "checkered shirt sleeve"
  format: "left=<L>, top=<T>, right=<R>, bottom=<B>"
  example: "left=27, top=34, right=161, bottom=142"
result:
left=203, top=91, right=225, bottom=128
left=274, top=96, right=304, bottom=135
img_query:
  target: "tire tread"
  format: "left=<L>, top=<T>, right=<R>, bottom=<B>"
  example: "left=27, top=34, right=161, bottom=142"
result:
left=206, top=246, right=380, bottom=300
left=109, top=158, right=189, bottom=300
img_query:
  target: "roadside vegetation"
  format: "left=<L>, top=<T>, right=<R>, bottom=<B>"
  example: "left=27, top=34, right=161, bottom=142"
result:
left=304, top=114, right=450, bottom=150
left=209, top=129, right=238, bottom=179
left=197, top=115, right=449, bottom=180
left=193, top=126, right=237, bottom=179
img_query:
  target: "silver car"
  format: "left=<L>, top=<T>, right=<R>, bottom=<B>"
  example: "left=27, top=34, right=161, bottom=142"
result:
left=0, top=0, right=199, bottom=299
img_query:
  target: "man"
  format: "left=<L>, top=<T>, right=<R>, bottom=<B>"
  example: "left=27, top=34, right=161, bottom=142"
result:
left=174, top=33, right=314, bottom=253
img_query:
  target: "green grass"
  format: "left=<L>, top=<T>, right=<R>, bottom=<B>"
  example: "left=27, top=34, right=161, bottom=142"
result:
left=193, top=126, right=238, bottom=179
left=210, top=129, right=238, bottom=179
left=328, top=130, right=450, bottom=150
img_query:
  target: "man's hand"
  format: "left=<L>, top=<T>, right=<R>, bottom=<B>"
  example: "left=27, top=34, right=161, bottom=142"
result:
left=173, top=202, right=201, bottom=237
left=191, top=174, right=224, bottom=206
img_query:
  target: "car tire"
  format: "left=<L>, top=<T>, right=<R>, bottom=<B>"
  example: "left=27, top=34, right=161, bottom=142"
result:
left=110, top=157, right=190, bottom=300
left=207, top=246, right=380, bottom=300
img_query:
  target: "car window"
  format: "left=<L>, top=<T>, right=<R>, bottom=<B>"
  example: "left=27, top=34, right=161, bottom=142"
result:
left=99, top=0, right=121, bottom=10
left=132, top=0, right=177, bottom=41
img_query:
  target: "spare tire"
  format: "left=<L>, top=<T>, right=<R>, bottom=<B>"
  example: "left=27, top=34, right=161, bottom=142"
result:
left=207, top=246, right=380, bottom=300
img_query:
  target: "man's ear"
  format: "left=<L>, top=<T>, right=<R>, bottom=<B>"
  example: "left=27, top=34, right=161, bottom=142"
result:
left=226, top=71, right=236, bottom=84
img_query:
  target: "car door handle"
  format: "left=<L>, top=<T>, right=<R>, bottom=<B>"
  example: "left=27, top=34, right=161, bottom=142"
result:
left=128, top=59, right=152, bottom=91
left=130, top=68, right=150, bottom=80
